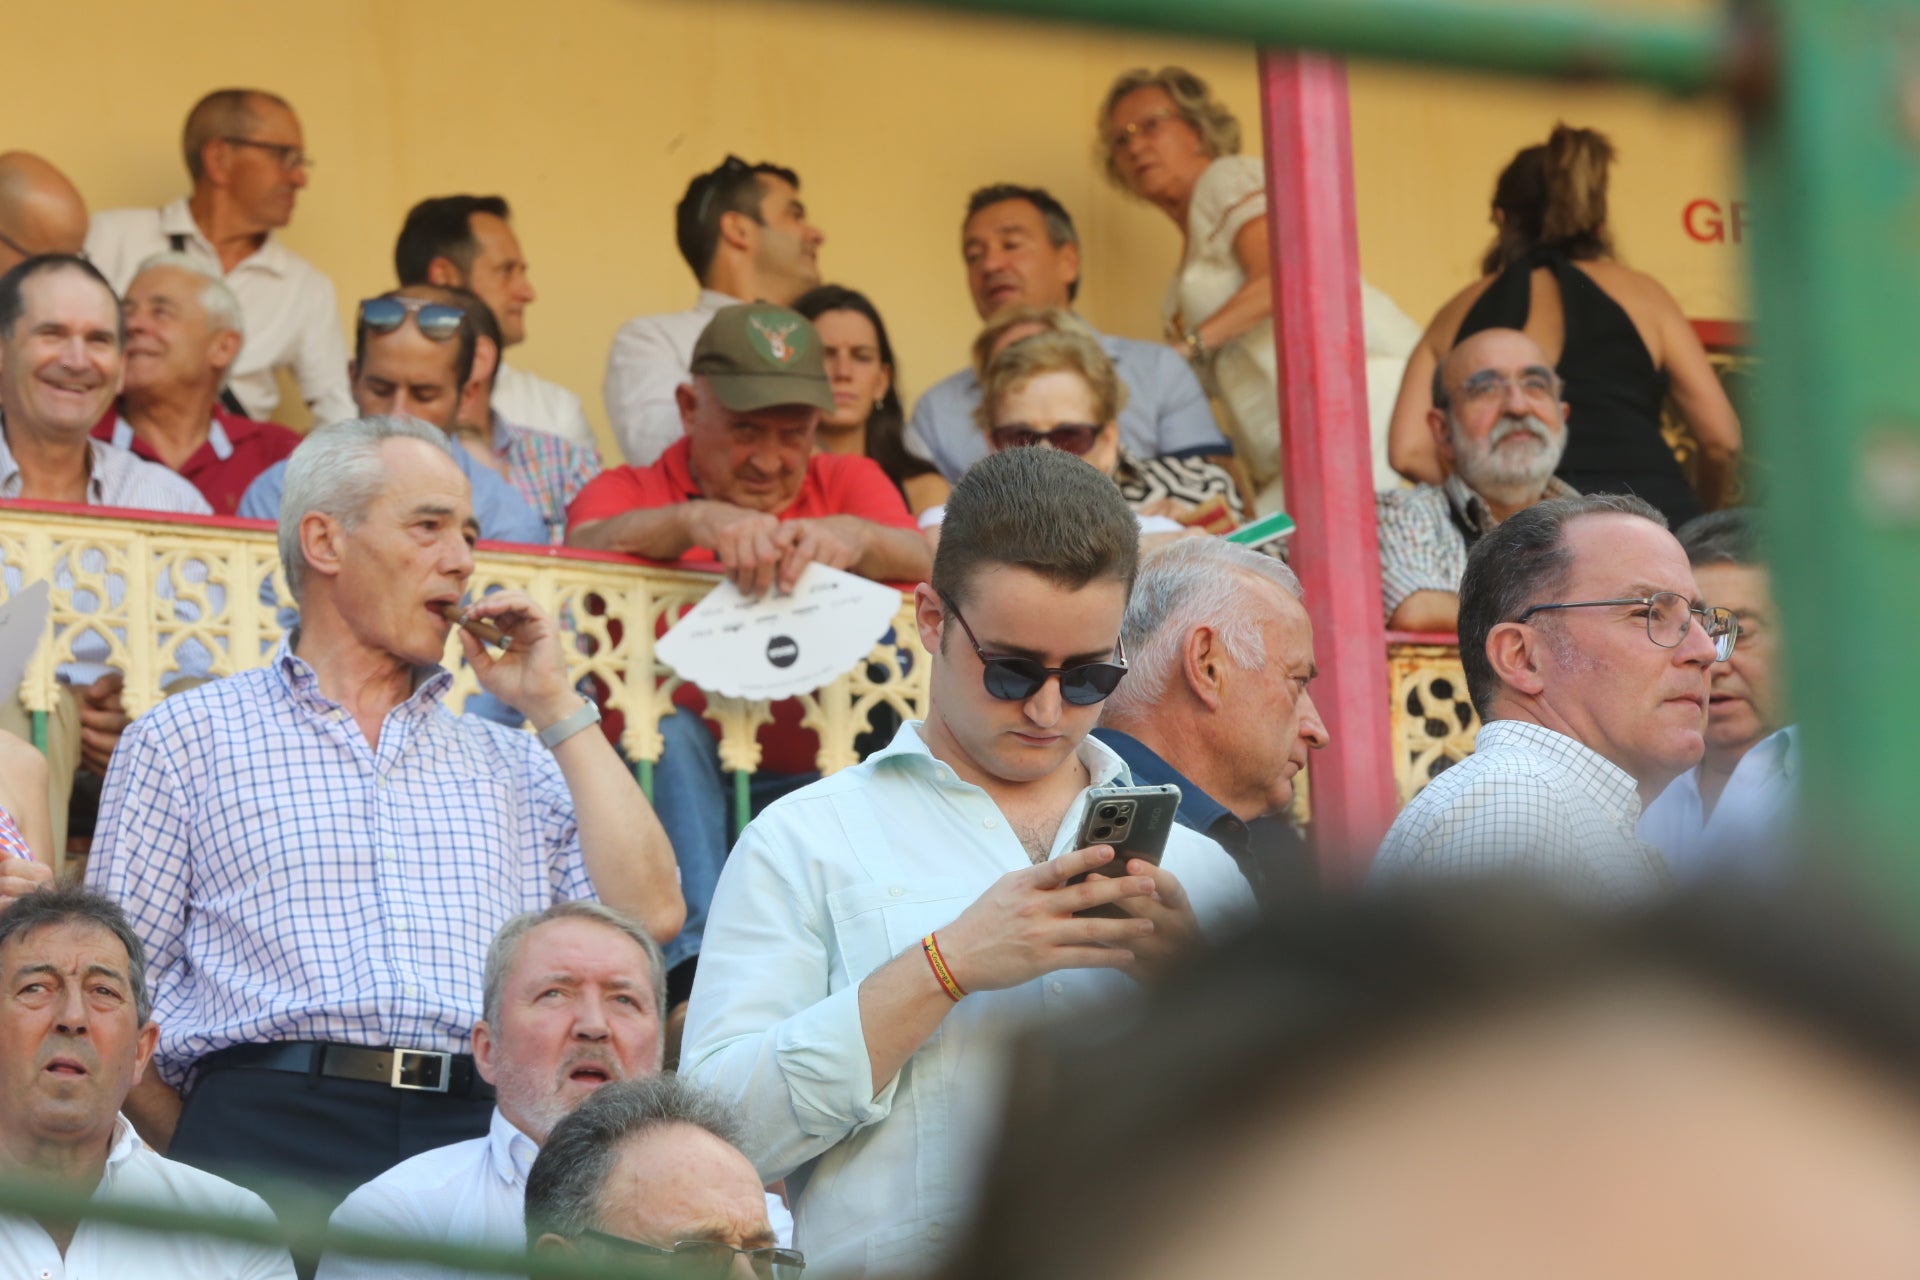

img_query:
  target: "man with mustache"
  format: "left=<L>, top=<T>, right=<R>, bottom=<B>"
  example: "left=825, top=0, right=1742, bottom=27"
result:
left=1639, top=509, right=1797, bottom=880
left=1376, top=327, right=1576, bottom=632
left=0, top=885, right=294, bottom=1277
left=1372, top=494, right=1734, bottom=904
left=317, top=902, right=683, bottom=1279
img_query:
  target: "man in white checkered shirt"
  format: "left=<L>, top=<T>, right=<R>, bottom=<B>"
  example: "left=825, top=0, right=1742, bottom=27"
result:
left=87, top=415, right=684, bottom=1224
left=1373, top=493, right=1735, bottom=905
left=1375, top=328, right=1577, bottom=633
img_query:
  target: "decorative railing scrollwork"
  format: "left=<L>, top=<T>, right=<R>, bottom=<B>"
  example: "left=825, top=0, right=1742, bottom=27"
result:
left=1388, top=641, right=1480, bottom=806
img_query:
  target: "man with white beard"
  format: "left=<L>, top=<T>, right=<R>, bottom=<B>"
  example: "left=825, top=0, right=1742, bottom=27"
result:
left=1375, top=328, right=1576, bottom=632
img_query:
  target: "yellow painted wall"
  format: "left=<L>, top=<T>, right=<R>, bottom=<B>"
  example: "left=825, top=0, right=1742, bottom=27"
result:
left=6, top=0, right=1746, bottom=449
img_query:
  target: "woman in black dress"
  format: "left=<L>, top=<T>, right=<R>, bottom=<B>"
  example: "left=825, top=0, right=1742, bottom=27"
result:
left=1387, top=125, right=1741, bottom=527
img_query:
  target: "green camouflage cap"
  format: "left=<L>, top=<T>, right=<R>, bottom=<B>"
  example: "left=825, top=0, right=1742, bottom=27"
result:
left=690, top=303, right=835, bottom=414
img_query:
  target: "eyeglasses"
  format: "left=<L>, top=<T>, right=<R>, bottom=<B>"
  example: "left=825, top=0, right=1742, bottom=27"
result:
left=1516, top=592, right=1739, bottom=662
left=221, top=136, right=313, bottom=172
left=1107, top=106, right=1179, bottom=154
left=1456, top=369, right=1561, bottom=408
left=940, top=593, right=1128, bottom=705
left=359, top=296, right=466, bottom=341
left=989, top=422, right=1104, bottom=456
left=576, top=1230, right=805, bottom=1279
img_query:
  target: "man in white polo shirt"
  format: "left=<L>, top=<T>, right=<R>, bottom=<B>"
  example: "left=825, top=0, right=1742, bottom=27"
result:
left=86, top=88, right=353, bottom=426
left=0, top=884, right=294, bottom=1278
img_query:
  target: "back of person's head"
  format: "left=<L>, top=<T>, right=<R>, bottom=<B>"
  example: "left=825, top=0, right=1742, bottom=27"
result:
left=277, top=415, right=453, bottom=599
left=524, top=1075, right=745, bottom=1246
left=946, top=884, right=1920, bottom=1280
left=353, top=285, right=484, bottom=390
left=964, top=184, right=1080, bottom=302
left=1100, top=538, right=1302, bottom=721
left=972, top=326, right=1127, bottom=436
left=1677, top=507, right=1762, bottom=569
left=676, top=155, right=802, bottom=284
left=932, top=444, right=1139, bottom=610
left=1457, top=491, right=1665, bottom=717
left=394, top=194, right=512, bottom=285
left=0, top=253, right=122, bottom=343
left=1483, top=123, right=1616, bottom=275
left=181, top=88, right=293, bottom=183
left=0, top=884, right=150, bottom=1023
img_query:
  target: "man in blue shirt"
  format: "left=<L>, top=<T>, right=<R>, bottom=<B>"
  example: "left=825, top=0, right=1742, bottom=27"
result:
left=1093, top=538, right=1327, bottom=908
left=905, top=184, right=1231, bottom=481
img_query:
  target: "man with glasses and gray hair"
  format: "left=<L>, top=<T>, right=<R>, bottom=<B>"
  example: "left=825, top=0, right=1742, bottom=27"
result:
left=91, top=252, right=302, bottom=513
left=1093, top=538, right=1327, bottom=908
left=1372, top=493, right=1739, bottom=903
left=86, top=88, right=353, bottom=426
left=604, top=155, right=825, bottom=465
left=1375, top=327, right=1578, bottom=632
left=89, top=415, right=682, bottom=1225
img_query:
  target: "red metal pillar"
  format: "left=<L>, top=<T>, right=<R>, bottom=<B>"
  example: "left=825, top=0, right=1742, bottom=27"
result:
left=1258, top=49, right=1397, bottom=878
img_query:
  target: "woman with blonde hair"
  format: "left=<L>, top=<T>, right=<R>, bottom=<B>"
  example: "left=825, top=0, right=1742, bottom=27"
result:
left=1386, top=124, right=1742, bottom=526
left=1097, top=65, right=1419, bottom=507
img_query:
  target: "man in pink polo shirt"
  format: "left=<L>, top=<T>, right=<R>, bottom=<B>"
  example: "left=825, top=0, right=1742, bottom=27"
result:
left=568, top=302, right=929, bottom=1012
left=567, top=302, right=927, bottom=592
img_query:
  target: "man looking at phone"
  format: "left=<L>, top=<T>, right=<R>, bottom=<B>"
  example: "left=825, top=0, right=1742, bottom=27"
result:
left=680, top=445, right=1253, bottom=1276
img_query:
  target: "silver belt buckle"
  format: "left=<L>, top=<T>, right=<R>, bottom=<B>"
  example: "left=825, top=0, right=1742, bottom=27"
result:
left=390, top=1049, right=451, bottom=1093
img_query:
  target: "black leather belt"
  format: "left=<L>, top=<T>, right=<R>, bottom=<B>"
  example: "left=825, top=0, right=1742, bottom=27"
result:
left=196, top=1042, right=495, bottom=1099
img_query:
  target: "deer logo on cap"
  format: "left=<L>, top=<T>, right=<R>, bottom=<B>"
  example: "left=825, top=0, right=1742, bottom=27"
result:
left=748, top=316, right=802, bottom=367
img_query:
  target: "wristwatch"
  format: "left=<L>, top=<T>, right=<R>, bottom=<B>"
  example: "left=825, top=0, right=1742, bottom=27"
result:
left=1180, top=327, right=1210, bottom=366
left=536, top=699, right=602, bottom=750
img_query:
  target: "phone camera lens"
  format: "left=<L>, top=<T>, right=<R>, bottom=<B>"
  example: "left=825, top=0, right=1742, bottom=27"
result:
left=1097, top=804, right=1119, bottom=820
left=1091, top=825, right=1113, bottom=841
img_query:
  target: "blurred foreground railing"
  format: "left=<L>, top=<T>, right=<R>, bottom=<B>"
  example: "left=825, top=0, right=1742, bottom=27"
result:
left=0, top=505, right=929, bottom=781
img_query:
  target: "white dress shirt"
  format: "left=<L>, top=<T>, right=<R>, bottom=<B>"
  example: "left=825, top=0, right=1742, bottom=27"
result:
left=680, top=722, right=1256, bottom=1278
left=1640, top=724, right=1799, bottom=883
left=86, top=198, right=354, bottom=426
left=1371, top=719, right=1671, bottom=905
left=601, top=289, right=740, bottom=465
left=0, top=1114, right=295, bottom=1279
left=491, top=362, right=594, bottom=449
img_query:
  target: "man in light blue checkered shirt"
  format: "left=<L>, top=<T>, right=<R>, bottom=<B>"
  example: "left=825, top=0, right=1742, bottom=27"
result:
left=1373, top=493, right=1730, bottom=905
left=87, top=415, right=683, bottom=1221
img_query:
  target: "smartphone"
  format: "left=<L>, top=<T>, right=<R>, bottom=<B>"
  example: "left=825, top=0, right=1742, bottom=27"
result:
left=1067, top=784, right=1182, bottom=918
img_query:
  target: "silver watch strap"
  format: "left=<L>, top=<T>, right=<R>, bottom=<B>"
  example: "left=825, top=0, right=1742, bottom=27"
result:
left=536, top=699, right=602, bottom=750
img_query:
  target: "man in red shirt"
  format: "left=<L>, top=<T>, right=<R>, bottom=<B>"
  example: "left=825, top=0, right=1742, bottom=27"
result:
left=568, top=302, right=928, bottom=591
left=92, top=253, right=300, bottom=514
left=568, top=303, right=930, bottom=1010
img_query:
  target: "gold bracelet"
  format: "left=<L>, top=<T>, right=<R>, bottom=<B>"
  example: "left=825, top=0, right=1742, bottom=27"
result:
left=922, top=932, right=966, bottom=1002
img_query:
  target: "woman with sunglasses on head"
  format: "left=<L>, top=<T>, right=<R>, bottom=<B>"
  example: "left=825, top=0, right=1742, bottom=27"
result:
left=793, top=285, right=949, bottom=517
left=918, top=309, right=1241, bottom=550
left=1097, top=66, right=1419, bottom=508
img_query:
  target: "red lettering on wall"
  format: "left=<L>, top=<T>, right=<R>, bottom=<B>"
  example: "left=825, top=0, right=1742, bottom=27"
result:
left=1684, top=198, right=1725, bottom=243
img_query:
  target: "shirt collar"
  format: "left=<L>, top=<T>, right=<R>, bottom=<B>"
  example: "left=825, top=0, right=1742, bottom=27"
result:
left=869, top=720, right=1131, bottom=791
left=489, top=411, right=524, bottom=458
left=1091, top=728, right=1235, bottom=831
left=270, top=633, right=455, bottom=711
left=1441, top=472, right=1579, bottom=535
left=696, top=288, right=743, bottom=314
left=101, top=1113, right=144, bottom=1181
left=1478, top=718, right=1645, bottom=825
left=487, top=1107, right=540, bottom=1189
left=111, top=412, right=233, bottom=461
left=159, top=196, right=291, bottom=276
left=0, top=425, right=125, bottom=502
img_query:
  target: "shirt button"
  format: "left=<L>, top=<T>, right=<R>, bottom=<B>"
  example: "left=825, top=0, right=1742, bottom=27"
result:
left=402, top=983, right=418, bottom=997
left=382, top=849, right=396, bottom=862
left=889, top=887, right=905, bottom=898
left=393, top=920, right=409, bottom=933
left=982, top=817, right=997, bottom=830
left=376, top=775, right=391, bottom=789
left=1048, top=980, right=1064, bottom=995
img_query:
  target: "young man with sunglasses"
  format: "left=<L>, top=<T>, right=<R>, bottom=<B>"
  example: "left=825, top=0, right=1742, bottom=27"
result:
left=87, top=88, right=354, bottom=426
left=1373, top=493, right=1738, bottom=905
left=680, top=445, right=1252, bottom=1277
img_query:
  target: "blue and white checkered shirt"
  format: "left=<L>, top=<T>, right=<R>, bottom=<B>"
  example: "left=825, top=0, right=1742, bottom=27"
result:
left=88, top=637, right=594, bottom=1088
left=1370, top=718, right=1670, bottom=906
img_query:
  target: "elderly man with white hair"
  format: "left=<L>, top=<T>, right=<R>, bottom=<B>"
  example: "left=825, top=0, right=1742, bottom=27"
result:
left=87, top=415, right=682, bottom=1226
left=91, top=252, right=302, bottom=513
left=1093, top=538, right=1328, bottom=907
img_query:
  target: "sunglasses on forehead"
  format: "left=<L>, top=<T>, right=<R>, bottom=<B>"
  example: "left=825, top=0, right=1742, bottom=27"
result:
left=359, top=295, right=466, bottom=341
left=940, top=593, right=1128, bottom=706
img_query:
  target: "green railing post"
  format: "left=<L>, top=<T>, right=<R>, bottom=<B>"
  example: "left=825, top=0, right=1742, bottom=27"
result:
left=30, top=710, right=47, bottom=754
left=733, top=769, right=752, bottom=837
left=1740, top=0, right=1920, bottom=912
left=635, top=758, right=654, bottom=803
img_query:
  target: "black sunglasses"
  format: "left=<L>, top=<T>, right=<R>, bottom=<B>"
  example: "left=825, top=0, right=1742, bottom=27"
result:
left=577, top=1230, right=805, bottom=1279
left=940, top=593, right=1128, bottom=706
left=359, top=295, right=466, bottom=341
left=989, top=422, right=1104, bottom=456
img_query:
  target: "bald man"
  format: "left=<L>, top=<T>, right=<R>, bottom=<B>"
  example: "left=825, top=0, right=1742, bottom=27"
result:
left=0, top=152, right=88, bottom=270
left=1374, top=327, right=1577, bottom=633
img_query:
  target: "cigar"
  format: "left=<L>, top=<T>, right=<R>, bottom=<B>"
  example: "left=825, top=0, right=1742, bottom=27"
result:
left=434, top=601, right=514, bottom=652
